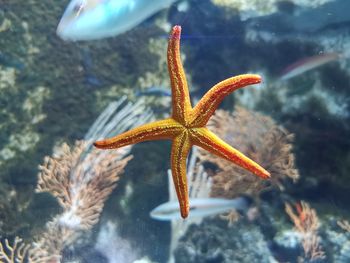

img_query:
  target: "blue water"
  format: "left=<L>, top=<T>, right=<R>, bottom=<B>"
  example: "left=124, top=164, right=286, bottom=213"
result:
left=0, top=0, right=349, bottom=262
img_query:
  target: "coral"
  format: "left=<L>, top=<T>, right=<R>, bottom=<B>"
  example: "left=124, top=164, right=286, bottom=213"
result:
left=0, top=236, right=59, bottom=263
left=0, top=236, right=55, bottom=263
left=0, top=3, right=163, bottom=225
left=0, top=237, right=31, bottom=263
left=338, top=220, right=350, bottom=233
left=211, top=0, right=278, bottom=19
left=30, top=98, right=151, bottom=260
left=240, top=25, right=350, bottom=200
left=0, top=64, right=46, bottom=168
left=198, top=107, right=299, bottom=199
left=211, top=0, right=334, bottom=20
left=268, top=202, right=350, bottom=262
left=29, top=140, right=132, bottom=261
left=0, top=98, right=152, bottom=261
left=219, top=210, right=241, bottom=227
left=321, top=216, right=350, bottom=263
left=84, top=96, right=153, bottom=143
left=0, top=6, right=49, bottom=175
left=285, top=201, right=325, bottom=261
left=37, top=141, right=132, bottom=230
left=0, top=128, right=41, bottom=165
left=22, top=86, right=50, bottom=124
left=0, top=67, right=16, bottom=90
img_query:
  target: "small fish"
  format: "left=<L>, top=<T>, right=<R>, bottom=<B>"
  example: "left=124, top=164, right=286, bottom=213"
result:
left=280, top=52, right=341, bottom=80
left=136, top=86, right=172, bottom=97
left=85, top=75, right=102, bottom=86
left=57, top=0, right=177, bottom=41
left=150, top=197, right=250, bottom=221
left=80, top=47, right=102, bottom=86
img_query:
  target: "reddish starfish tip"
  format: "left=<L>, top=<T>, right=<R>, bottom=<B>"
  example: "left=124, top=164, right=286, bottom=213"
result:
left=93, top=141, right=103, bottom=148
left=260, top=170, right=271, bottom=179
left=181, top=207, right=189, bottom=219
left=171, top=25, right=182, bottom=39
left=93, top=140, right=111, bottom=149
left=255, top=75, right=262, bottom=82
left=251, top=162, right=270, bottom=179
left=173, top=25, right=181, bottom=31
left=248, top=74, right=262, bottom=84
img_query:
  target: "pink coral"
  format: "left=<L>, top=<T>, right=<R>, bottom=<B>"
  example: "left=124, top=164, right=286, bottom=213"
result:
left=285, top=201, right=325, bottom=261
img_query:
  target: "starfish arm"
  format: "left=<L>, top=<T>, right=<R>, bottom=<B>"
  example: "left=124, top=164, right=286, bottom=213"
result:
left=191, top=127, right=270, bottom=179
left=94, top=118, right=182, bottom=149
left=171, top=131, right=192, bottom=218
left=190, top=74, right=261, bottom=126
left=168, top=25, right=192, bottom=124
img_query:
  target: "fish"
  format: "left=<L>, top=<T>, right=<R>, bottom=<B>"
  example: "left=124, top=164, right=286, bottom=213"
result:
left=150, top=197, right=250, bottom=221
left=136, top=86, right=172, bottom=97
left=80, top=47, right=102, bottom=86
left=280, top=52, right=341, bottom=80
left=57, top=0, right=177, bottom=41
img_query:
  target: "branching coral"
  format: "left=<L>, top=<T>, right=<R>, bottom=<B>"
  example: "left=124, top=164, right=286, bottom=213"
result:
left=198, top=107, right=299, bottom=199
left=338, top=220, right=350, bottom=233
left=285, top=201, right=325, bottom=261
left=0, top=237, right=52, bottom=263
left=30, top=98, right=152, bottom=260
left=0, top=97, right=153, bottom=262
left=31, top=141, right=132, bottom=261
left=36, top=141, right=132, bottom=231
left=0, top=237, right=31, bottom=263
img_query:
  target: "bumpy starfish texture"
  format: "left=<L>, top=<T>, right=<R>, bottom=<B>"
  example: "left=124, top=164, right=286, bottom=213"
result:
left=94, top=25, right=270, bottom=218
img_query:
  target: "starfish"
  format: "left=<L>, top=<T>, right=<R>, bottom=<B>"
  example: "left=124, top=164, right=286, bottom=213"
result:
left=94, top=25, right=270, bottom=218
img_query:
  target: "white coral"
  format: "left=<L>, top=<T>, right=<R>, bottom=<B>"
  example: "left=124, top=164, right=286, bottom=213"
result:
left=211, top=0, right=334, bottom=20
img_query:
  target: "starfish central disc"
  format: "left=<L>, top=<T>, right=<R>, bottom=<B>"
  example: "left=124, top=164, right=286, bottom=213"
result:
left=94, top=25, right=270, bottom=219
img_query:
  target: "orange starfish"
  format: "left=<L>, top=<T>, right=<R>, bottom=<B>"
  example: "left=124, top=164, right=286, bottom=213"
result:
left=94, top=25, right=270, bottom=218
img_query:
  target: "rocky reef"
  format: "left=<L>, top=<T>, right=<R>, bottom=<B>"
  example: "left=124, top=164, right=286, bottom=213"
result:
left=174, top=218, right=274, bottom=263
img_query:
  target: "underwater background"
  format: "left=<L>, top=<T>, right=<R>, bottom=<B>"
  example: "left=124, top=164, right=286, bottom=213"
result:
left=1, top=0, right=350, bottom=262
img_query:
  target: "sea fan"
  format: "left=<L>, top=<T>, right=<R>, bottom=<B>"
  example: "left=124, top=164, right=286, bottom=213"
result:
left=197, top=107, right=299, bottom=199
left=0, top=97, right=153, bottom=262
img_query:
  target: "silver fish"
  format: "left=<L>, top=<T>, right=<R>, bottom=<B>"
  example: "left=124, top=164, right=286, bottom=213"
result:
left=280, top=52, right=341, bottom=80
left=136, top=86, right=172, bottom=97
left=150, top=197, right=249, bottom=221
left=57, top=0, right=177, bottom=41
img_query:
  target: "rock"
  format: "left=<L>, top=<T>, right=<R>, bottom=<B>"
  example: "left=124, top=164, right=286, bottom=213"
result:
left=174, top=218, right=274, bottom=263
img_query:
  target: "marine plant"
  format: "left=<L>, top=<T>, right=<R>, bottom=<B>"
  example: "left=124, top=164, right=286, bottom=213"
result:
left=285, top=201, right=325, bottom=262
left=0, top=98, right=153, bottom=262
left=338, top=220, right=350, bottom=233
left=0, top=237, right=33, bottom=263
left=32, top=140, right=131, bottom=260
left=198, top=107, right=299, bottom=200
